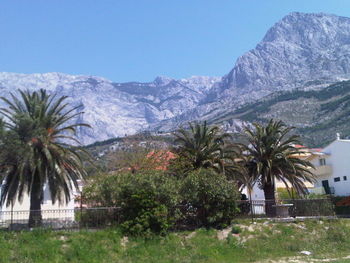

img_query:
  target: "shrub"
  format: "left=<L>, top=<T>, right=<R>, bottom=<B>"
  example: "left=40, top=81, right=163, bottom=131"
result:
left=179, top=169, right=240, bottom=228
left=231, top=225, right=241, bottom=234
left=290, top=199, right=334, bottom=216
left=332, top=196, right=350, bottom=215
left=78, top=208, right=119, bottom=228
left=120, top=196, right=171, bottom=236
left=277, top=188, right=302, bottom=199
left=118, top=173, right=180, bottom=236
left=83, top=172, right=180, bottom=236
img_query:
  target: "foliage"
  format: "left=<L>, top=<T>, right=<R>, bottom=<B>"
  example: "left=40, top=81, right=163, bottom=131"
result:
left=173, top=121, right=231, bottom=174
left=78, top=209, right=119, bottom=228
left=290, top=199, right=334, bottom=216
left=105, top=138, right=173, bottom=173
left=167, top=153, right=194, bottom=178
left=0, top=89, right=89, bottom=227
left=218, top=80, right=350, bottom=147
left=332, top=196, right=350, bottom=215
left=305, top=193, right=329, bottom=199
left=179, top=169, right=240, bottom=228
left=276, top=188, right=302, bottom=199
left=243, top=120, right=315, bottom=197
left=235, top=81, right=350, bottom=119
left=83, top=174, right=122, bottom=207
left=120, top=197, right=171, bottom=237
left=231, top=225, right=241, bottom=234
left=84, top=172, right=180, bottom=236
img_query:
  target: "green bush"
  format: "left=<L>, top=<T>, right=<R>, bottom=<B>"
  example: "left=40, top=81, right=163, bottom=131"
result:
left=331, top=196, right=350, bottom=215
left=120, top=196, right=170, bottom=236
left=118, top=173, right=180, bottom=236
left=179, top=169, right=240, bottom=228
left=231, top=225, right=241, bottom=234
left=77, top=209, right=118, bottom=228
left=84, top=172, right=180, bottom=236
left=290, top=199, right=334, bottom=216
left=83, top=174, right=124, bottom=207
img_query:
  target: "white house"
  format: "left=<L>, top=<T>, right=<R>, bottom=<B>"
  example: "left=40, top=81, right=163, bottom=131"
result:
left=308, top=135, right=350, bottom=196
left=242, top=136, right=350, bottom=200
left=242, top=144, right=316, bottom=201
left=0, top=180, right=83, bottom=225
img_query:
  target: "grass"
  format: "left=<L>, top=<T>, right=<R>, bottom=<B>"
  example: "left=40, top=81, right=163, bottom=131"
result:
left=1, top=219, right=350, bottom=262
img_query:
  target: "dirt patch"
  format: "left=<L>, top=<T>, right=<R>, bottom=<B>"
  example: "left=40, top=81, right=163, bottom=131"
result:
left=257, top=254, right=350, bottom=263
left=120, top=236, right=129, bottom=248
left=185, top=231, right=197, bottom=240
left=217, top=227, right=232, bottom=240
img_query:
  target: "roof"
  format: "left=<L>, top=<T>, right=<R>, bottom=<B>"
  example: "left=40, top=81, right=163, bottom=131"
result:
left=146, top=150, right=176, bottom=171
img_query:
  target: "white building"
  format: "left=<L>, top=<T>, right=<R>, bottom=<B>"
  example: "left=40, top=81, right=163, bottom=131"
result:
left=309, top=135, right=350, bottom=196
left=243, top=136, right=350, bottom=200
left=242, top=145, right=316, bottom=201
left=0, top=180, right=83, bottom=225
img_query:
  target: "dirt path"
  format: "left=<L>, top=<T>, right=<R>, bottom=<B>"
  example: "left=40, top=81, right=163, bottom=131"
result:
left=258, top=254, right=350, bottom=263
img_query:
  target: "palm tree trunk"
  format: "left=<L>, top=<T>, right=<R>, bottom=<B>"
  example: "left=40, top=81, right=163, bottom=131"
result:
left=28, top=181, right=43, bottom=228
left=263, top=184, right=276, bottom=217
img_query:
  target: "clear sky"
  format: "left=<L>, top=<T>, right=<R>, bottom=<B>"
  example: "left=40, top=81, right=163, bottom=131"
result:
left=1, top=0, right=350, bottom=82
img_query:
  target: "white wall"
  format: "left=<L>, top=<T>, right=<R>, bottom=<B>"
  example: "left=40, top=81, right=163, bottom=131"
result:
left=1, top=184, right=79, bottom=211
left=314, top=140, right=350, bottom=196
left=242, top=183, right=265, bottom=200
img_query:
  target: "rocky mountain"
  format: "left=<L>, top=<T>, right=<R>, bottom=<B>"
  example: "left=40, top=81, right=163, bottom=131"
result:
left=2, top=12, right=350, bottom=145
left=208, top=80, right=350, bottom=147
left=153, top=12, right=350, bottom=133
left=222, top=12, right=350, bottom=95
left=0, top=72, right=219, bottom=144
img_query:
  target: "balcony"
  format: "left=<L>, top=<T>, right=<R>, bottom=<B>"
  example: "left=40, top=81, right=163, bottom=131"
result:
left=311, top=165, right=332, bottom=177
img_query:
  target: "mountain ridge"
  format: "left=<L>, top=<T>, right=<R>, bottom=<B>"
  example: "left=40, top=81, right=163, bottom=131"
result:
left=2, top=12, right=350, bottom=144
left=0, top=72, right=220, bottom=144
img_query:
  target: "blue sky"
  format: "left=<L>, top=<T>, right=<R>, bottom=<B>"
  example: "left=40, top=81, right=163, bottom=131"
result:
left=1, top=0, right=350, bottom=82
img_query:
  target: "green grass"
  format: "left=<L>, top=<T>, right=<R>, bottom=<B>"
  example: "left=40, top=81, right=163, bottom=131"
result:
left=1, top=219, right=350, bottom=262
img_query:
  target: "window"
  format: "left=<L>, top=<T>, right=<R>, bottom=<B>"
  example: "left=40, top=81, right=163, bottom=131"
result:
left=319, top=158, right=326, bottom=166
left=334, top=177, right=341, bottom=182
left=344, top=176, right=348, bottom=181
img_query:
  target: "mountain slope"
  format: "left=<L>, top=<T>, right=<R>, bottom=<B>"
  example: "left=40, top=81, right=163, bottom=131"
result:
left=215, top=12, right=350, bottom=102
left=152, top=12, right=350, bottom=133
left=0, top=73, right=219, bottom=144
left=208, top=80, right=350, bottom=147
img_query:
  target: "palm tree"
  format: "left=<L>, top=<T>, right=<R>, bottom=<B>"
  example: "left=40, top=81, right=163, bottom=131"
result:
left=242, top=119, right=314, bottom=216
left=0, top=89, right=89, bottom=227
left=173, top=121, right=230, bottom=174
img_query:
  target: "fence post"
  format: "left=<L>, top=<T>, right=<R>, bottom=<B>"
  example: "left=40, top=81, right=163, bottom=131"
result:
left=248, top=187, right=254, bottom=222
left=10, top=202, right=13, bottom=230
left=80, top=191, right=83, bottom=229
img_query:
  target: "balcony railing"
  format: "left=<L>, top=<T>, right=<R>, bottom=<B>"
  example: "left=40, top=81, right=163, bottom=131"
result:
left=312, top=165, right=332, bottom=176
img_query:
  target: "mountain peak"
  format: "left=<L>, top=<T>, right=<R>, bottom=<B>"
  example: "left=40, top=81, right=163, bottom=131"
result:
left=211, top=12, right=350, bottom=110
left=153, top=76, right=173, bottom=86
left=262, top=12, right=350, bottom=43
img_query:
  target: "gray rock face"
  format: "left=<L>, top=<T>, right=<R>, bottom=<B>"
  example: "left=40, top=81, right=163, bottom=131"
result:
left=218, top=12, right=350, bottom=101
left=154, top=12, right=350, bottom=131
left=0, top=72, right=219, bottom=144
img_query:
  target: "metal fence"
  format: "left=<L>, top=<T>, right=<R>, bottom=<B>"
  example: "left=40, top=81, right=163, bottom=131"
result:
left=0, top=198, right=337, bottom=230
left=0, top=207, right=121, bottom=230
left=236, top=198, right=335, bottom=218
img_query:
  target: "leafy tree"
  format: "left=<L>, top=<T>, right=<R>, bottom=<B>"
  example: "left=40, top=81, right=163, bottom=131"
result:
left=0, top=89, right=89, bottom=227
left=180, top=169, right=240, bottom=228
left=173, top=121, right=231, bottom=175
left=242, top=119, right=315, bottom=215
left=83, top=172, right=180, bottom=236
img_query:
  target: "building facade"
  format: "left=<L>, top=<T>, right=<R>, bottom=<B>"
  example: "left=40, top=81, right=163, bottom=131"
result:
left=309, top=137, right=350, bottom=196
